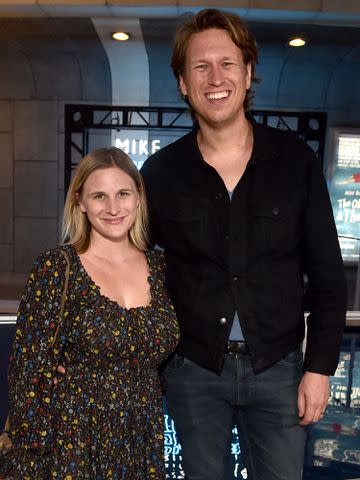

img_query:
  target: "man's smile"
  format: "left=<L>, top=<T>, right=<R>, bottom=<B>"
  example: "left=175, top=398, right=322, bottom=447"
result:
left=205, top=90, right=230, bottom=100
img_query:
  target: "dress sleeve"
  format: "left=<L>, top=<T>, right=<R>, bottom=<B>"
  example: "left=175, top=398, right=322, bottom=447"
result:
left=8, top=249, right=68, bottom=449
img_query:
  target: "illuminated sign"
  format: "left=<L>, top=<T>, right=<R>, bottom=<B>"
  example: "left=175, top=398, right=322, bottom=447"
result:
left=114, top=138, right=161, bottom=156
left=112, top=130, right=163, bottom=170
left=164, top=412, right=248, bottom=479
left=329, top=130, right=360, bottom=262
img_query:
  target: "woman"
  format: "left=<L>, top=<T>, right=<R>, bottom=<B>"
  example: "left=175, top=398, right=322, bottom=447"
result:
left=0, top=147, right=179, bottom=479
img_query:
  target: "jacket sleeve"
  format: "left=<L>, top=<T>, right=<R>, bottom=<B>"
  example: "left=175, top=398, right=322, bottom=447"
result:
left=302, top=149, right=347, bottom=376
left=8, top=249, right=68, bottom=449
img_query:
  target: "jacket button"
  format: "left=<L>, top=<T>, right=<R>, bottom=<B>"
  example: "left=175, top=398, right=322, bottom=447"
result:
left=272, top=207, right=279, bottom=215
left=219, top=317, right=227, bottom=325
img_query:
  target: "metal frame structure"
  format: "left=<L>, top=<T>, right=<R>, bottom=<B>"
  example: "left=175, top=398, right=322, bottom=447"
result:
left=64, top=104, right=327, bottom=192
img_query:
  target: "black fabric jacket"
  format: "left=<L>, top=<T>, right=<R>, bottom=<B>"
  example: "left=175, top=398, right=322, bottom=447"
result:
left=141, top=120, right=346, bottom=374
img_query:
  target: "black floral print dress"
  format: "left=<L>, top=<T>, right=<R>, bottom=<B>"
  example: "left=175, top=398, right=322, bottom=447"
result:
left=0, top=245, right=179, bottom=480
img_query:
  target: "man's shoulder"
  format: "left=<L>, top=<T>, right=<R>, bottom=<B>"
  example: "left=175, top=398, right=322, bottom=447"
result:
left=254, top=120, right=300, bottom=143
left=142, top=130, right=195, bottom=172
left=253, top=120, right=316, bottom=161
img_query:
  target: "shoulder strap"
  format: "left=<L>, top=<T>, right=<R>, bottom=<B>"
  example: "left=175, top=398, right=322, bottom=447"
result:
left=51, top=249, right=70, bottom=347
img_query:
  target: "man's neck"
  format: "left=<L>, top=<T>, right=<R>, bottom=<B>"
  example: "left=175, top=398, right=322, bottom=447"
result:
left=196, top=114, right=254, bottom=191
left=197, top=115, right=252, bottom=156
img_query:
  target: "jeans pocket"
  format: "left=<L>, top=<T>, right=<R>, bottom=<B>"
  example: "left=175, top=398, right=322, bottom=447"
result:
left=279, top=348, right=303, bottom=367
left=166, top=353, right=185, bottom=369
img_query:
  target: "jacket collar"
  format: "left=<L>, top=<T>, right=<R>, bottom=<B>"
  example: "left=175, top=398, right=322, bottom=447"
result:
left=248, top=115, right=280, bottom=164
left=189, top=115, right=280, bottom=166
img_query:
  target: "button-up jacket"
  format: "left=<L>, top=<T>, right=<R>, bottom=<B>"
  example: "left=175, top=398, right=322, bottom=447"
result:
left=141, top=120, right=346, bottom=374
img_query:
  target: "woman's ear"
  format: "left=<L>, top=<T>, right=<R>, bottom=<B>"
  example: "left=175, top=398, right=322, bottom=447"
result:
left=76, top=192, right=86, bottom=213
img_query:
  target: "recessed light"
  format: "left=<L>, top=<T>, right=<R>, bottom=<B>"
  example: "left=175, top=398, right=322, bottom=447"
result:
left=289, top=37, right=306, bottom=47
left=112, top=32, right=130, bottom=42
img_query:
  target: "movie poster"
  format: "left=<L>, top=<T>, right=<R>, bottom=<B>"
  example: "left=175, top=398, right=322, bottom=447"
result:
left=329, top=131, right=360, bottom=262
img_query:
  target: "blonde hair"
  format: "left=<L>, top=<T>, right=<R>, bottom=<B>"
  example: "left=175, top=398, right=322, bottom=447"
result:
left=62, top=147, right=149, bottom=253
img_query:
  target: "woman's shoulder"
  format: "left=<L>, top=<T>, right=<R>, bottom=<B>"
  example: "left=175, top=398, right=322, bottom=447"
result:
left=146, top=247, right=165, bottom=261
left=146, top=248, right=165, bottom=272
left=31, top=245, right=74, bottom=275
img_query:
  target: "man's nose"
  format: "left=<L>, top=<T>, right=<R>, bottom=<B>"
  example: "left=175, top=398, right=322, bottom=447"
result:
left=208, top=64, right=225, bottom=85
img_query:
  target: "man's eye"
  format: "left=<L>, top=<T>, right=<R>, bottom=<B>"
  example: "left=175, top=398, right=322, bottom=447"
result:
left=195, top=64, right=207, bottom=71
left=223, top=62, right=234, bottom=68
left=94, top=193, right=105, bottom=199
left=119, top=191, right=129, bottom=197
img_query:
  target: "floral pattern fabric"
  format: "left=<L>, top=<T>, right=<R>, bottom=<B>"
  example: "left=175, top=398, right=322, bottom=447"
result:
left=0, top=245, right=179, bottom=479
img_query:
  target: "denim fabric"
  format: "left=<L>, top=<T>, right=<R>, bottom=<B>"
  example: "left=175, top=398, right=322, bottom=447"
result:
left=164, top=350, right=306, bottom=480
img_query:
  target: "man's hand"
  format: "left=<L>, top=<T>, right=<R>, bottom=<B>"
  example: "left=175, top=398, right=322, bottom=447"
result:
left=53, top=365, right=66, bottom=385
left=298, top=371, right=329, bottom=425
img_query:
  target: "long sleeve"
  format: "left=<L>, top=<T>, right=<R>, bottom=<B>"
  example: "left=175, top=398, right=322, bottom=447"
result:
left=302, top=151, right=347, bottom=375
left=7, top=248, right=69, bottom=451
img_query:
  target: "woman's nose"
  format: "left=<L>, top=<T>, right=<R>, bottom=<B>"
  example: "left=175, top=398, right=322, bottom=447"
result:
left=106, top=197, right=120, bottom=215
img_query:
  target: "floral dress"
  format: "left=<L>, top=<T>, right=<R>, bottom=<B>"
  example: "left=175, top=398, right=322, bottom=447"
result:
left=0, top=245, right=179, bottom=480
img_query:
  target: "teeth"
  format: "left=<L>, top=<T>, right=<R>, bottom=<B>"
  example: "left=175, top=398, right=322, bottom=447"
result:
left=207, top=91, right=229, bottom=100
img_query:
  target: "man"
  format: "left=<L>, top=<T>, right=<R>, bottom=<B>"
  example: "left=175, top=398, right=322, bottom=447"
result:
left=141, top=8, right=346, bottom=480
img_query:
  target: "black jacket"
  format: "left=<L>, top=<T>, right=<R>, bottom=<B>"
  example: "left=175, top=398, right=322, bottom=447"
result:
left=141, top=121, right=346, bottom=374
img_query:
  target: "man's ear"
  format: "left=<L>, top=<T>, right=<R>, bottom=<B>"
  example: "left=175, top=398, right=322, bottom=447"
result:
left=179, top=75, right=188, bottom=97
left=245, top=63, right=252, bottom=90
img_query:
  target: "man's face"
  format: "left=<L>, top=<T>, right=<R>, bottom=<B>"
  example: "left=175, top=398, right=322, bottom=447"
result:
left=179, top=28, right=251, bottom=129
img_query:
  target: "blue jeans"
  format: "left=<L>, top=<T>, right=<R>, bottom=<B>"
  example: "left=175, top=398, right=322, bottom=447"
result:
left=164, top=349, right=306, bottom=480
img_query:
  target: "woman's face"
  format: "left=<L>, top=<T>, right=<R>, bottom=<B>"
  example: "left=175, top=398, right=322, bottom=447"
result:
left=78, top=166, right=139, bottom=243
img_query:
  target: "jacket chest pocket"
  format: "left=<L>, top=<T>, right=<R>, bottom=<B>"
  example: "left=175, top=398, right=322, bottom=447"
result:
left=252, top=198, right=302, bottom=253
left=160, top=201, right=208, bottom=253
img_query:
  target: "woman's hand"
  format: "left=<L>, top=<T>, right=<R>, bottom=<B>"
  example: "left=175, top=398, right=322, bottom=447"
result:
left=53, top=365, right=66, bottom=385
left=0, top=431, right=12, bottom=451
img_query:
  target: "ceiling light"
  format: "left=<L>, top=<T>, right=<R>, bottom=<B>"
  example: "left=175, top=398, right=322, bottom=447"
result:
left=289, top=37, right=306, bottom=47
left=112, top=32, right=130, bottom=42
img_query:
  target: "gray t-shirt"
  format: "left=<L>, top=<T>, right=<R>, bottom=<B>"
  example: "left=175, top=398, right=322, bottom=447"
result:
left=228, top=189, right=244, bottom=341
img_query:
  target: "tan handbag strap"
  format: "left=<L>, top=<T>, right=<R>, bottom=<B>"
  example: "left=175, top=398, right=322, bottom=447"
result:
left=51, top=249, right=70, bottom=347
left=4, top=414, right=10, bottom=433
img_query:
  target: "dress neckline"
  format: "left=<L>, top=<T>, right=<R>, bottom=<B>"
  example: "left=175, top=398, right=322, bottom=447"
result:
left=66, top=244, right=154, bottom=312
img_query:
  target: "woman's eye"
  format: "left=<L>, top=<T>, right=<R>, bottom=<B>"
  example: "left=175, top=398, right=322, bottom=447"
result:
left=94, top=193, right=105, bottom=200
left=119, top=191, right=129, bottom=197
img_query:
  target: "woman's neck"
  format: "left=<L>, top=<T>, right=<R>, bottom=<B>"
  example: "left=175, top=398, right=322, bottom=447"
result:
left=85, top=232, right=138, bottom=262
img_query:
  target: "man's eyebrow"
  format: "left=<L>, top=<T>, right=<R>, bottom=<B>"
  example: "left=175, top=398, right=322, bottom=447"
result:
left=191, top=55, right=237, bottom=63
